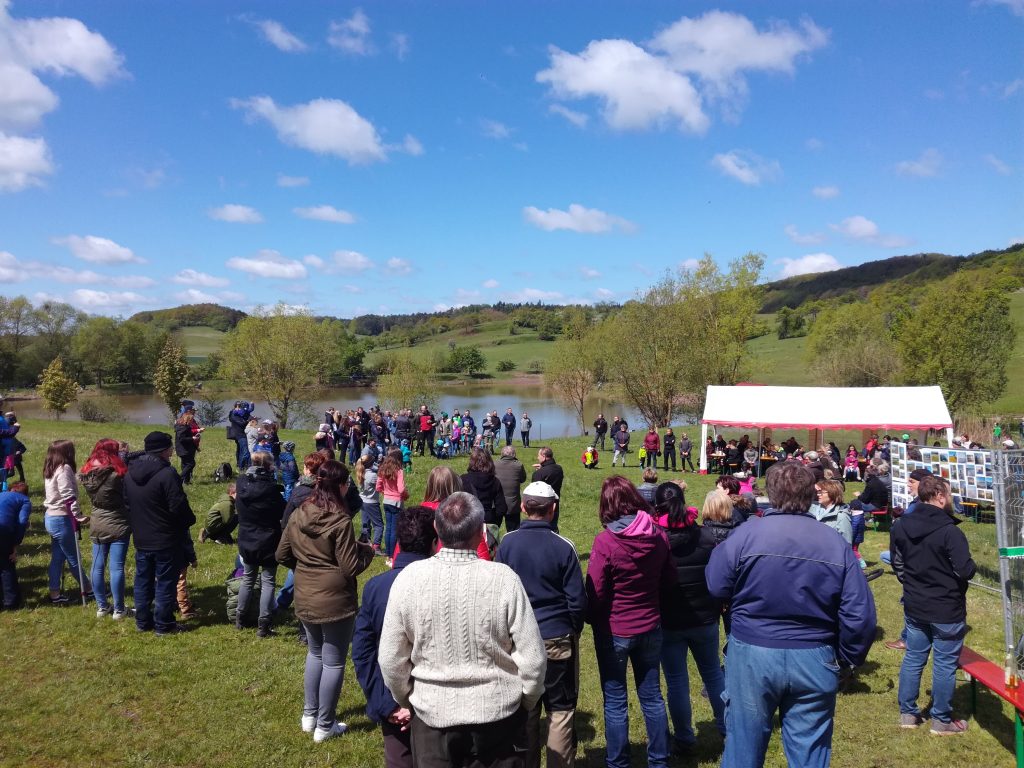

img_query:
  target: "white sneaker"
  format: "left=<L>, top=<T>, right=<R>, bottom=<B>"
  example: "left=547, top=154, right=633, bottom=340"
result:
left=96, top=606, right=113, bottom=618
left=112, top=608, right=133, bottom=620
left=301, top=714, right=316, bottom=733
left=313, top=721, right=348, bottom=743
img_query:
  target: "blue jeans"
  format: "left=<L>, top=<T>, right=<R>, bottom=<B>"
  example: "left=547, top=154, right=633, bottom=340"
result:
left=361, top=500, right=384, bottom=547
left=661, top=623, right=726, bottom=746
left=91, top=537, right=129, bottom=612
left=721, top=636, right=840, bottom=768
left=44, top=515, right=90, bottom=593
left=276, top=568, right=295, bottom=611
left=235, top=437, right=251, bottom=470
left=593, top=627, right=670, bottom=768
left=898, top=617, right=966, bottom=723
left=134, top=546, right=184, bottom=632
left=383, top=503, right=400, bottom=557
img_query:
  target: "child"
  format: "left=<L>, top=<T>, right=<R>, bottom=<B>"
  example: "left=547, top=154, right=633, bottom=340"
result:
left=451, top=423, right=462, bottom=456
left=844, top=446, right=861, bottom=482
left=400, top=439, right=413, bottom=472
left=581, top=445, right=599, bottom=469
left=3, top=412, right=25, bottom=484
left=376, top=452, right=409, bottom=564
left=252, top=434, right=274, bottom=458
left=435, top=437, right=448, bottom=459
left=356, top=455, right=383, bottom=555
left=0, top=481, right=31, bottom=609
left=200, top=483, right=237, bottom=544
left=637, top=446, right=648, bottom=468
left=277, top=441, right=299, bottom=500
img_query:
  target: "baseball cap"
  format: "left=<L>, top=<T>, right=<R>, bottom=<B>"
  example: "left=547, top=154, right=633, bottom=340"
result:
left=522, top=481, right=558, bottom=501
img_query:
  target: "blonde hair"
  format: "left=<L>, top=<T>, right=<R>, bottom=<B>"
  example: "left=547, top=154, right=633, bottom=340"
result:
left=701, top=490, right=734, bottom=524
left=354, top=454, right=374, bottom=488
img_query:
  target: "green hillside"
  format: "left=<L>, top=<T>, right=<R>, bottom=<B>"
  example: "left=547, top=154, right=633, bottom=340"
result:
left=174, top=326, right=225, bottom=360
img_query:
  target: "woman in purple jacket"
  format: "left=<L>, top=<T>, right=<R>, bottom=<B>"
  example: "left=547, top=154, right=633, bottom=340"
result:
left=586, top=475, right=676, bottom=768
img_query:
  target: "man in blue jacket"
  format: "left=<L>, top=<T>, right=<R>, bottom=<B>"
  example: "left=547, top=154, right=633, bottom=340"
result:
left=352, top=505, right=436, bottom=768
left=707, top=461, right=876, bottom=768
left=501, top=408, right=517, bottom=447
left=226, top=401, right=254, bottom=470
left=495, top=481, right=586, bottom=768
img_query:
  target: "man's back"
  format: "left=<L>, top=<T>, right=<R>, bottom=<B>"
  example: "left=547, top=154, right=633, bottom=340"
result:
left=125, top=453, right=194, bottom=550
left=532, top=461, right=564, bottom=496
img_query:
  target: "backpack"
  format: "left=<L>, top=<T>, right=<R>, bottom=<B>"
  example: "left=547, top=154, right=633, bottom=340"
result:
left=225, top=571, right=260, bottom=626
left=214, top=462, right=233, bottom=482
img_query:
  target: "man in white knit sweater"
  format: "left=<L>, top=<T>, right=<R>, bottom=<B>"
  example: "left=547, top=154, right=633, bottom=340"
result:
left=379, top=492, right=547, bottom=767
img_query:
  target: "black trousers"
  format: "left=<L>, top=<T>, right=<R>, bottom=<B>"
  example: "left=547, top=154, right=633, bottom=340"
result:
left=179, top=452, right=196, bottom=484
left=411, top=709, right=525, bottom=768
left=681, top=451, right=694, bottom=471
left=663, top=447, right=676, bottom=471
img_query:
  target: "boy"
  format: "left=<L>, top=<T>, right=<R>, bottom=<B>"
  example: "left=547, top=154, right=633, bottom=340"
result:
left=199, top=483, right=238, bottom=545
left=581, top=445, right=599, bottom=469
left=400, top=440, right=413, bottom=472
left=278, top=441, right=299, bottom=500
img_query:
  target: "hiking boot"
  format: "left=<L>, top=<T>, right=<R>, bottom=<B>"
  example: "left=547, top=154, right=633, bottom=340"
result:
left=885, top=639, right=907, bottom=651
left=930, top=719, right=968, bottom=735
left=900, top=713, right=926, bottom=729
left=257, top=620, right=276, bottom=638
left=313, top=721, right=348, bottom=743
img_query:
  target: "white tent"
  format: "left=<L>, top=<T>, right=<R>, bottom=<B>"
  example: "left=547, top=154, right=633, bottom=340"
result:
left=699, top=385, right=954, bottom=472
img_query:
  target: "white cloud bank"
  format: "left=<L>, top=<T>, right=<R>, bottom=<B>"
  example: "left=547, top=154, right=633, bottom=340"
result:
left=711, top=150, right=781, bottom=185
left=831, top=215, right=912, bottom=248
left=779, top=253, right=841, bottom=278
left=523, top=203, right=636, bottom=234
left=252, top=19, right=307, bottom=52
left=208, top=203, right=263, bottom=223
left=0, top=131, right=52, bottom=191
left=294, top=205, right=356, bottom=224
left=226, top=249, right=307, bottom=279
left=895, top=148, right=943, bottom=178
left=54, top=234, right=142, bottom=264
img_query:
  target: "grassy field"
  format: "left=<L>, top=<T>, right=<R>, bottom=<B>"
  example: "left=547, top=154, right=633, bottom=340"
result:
left=173, top=326, right=227, bottom=363
left=0, top=418, right=1018, bottom=767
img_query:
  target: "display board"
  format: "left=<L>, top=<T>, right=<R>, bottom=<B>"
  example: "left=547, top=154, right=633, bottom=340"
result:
left=890, top=441, right=995, bottom=510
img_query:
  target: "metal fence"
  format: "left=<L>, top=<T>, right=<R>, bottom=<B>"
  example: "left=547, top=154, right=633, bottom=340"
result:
left=994, top=449, right=1024, bottom=679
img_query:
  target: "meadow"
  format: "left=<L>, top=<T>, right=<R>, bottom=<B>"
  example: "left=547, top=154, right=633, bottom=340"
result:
left=0, top=418, right=1018, bottom=767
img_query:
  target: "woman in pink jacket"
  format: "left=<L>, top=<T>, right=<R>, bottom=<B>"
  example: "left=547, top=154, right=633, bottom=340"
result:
left=643, top=427, right=661, bottom=470
left=375, top=450, right=408, bottom=564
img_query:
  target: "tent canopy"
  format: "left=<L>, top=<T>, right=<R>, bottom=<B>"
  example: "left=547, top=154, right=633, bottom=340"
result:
left=701, top=385, right=953, bottom=431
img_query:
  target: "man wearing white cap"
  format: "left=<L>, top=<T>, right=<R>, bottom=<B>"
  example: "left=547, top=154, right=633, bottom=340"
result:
left=496, top=481, right=586, bottom=768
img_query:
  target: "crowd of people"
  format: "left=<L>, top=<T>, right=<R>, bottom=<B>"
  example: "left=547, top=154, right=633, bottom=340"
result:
left=0, top=395, right=990, bottom=767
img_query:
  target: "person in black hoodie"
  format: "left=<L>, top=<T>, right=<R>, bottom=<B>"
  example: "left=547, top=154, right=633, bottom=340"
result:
left=891, top=474, right=976, bottom=735
left=125, top=431, right=196, bottom=636
left=531, top=447, right=565, bottom=532
left=653, top=482, right=726, bottom=751
left=460, top=448, right=508, bottom=529
left=174, top=411, right=201, bottom=484
left=236, top=451, right=286, bottom=637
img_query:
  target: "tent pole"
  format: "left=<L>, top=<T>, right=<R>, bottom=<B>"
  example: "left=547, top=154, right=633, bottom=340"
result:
left=946, top=427, right=955, bottom=448
left=699, top=422, right=708, bottom=474
left=757, top=427, right=763, bottom=478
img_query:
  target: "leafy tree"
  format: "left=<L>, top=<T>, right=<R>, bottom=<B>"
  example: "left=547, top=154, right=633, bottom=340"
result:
left=377, top=353, right=441, bottom=413
left=118, top=321, right=164, bottom=387
left=546, top=336, right=599, bottom=433
left=805, top=299, right=901, bottom=386
left=38, top=357, right=79, bottom=419
left=31, top=301, right=84, bottom=361
left=496, top=359, right=516, bottom=372
left=536, top=313, right=562, bottom=341
left=219, top=305, right=334, bottom=428
left=776, top=307, right=806, bottom=340
left=446, top=346, right=487, bottom=376
left=72, top=316, right=122, bottom=386
left=321, top=320, right=367, bottom=381
left=153, top=337, right=193, bottom=422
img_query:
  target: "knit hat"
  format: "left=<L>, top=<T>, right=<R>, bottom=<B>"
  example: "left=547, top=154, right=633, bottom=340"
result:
left=282, top=440, right=296, bottom=452
left=144, top=431, right=173, bottom=453
left=909, top=468, right=931, bottom=481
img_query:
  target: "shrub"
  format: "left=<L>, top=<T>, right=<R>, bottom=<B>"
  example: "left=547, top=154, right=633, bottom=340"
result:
left=78, top=394, right=125, bottom=423
left=496, top=360, right=516, bottom=372
left=526, top=360, right=544, bottom=374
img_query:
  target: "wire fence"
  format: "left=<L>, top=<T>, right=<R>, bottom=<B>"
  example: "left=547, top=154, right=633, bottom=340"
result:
left=994, top=449, right=1024, bottom=679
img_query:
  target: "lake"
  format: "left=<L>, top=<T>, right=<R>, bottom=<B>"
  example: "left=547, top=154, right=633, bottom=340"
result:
left=10, top=381, right=660, bottom=439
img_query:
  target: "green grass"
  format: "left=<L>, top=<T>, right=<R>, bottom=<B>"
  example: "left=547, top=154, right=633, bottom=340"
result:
left=174, top=326, right=226, bottom=359
left=988, top=292, right=1024, bottom=415
left=0, top=419, right=1019, bottom=767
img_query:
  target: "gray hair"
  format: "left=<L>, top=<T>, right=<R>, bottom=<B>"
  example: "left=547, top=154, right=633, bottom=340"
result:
left=435, top=492, right=485, bottom=550
left=804, top=450, right=819, bottom=461
left=501, top=445, right=516, bottom=459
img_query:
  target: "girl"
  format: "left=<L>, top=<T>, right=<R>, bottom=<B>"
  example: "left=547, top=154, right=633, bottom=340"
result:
left=355, top=454, right=383, bottom=554
left=236, top=451, right=286, bottom=637
left=43, top=440, right=91, bottom=604
left=844, top=445, right=861, bottom=482
left=375, top=450, right=408, bottom=564
left=79, top=439, right=131, bottom=619
left=174, top=411, right=201, bottom=484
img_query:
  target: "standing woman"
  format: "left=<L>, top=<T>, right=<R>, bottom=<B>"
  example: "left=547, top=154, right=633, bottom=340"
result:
left=43, top=440, right=92, bottom=604
left=586, top=475, right=675, bottom=768
left=174, top=411, right=201, bottom=485
left=79, top=439, right=131, bottom=619
left=277, top=460, right=374, bottom=743
left=460, top=448, right=508, bottom=531
left=236, top=451, right=286, bottom=637
left=375, top=450, right=408, bottom=564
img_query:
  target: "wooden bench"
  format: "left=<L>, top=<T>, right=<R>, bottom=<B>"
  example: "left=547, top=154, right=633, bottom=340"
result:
left=958, top=645, right=1024, bottom=767
left=869, top=506, right=890, bottom=532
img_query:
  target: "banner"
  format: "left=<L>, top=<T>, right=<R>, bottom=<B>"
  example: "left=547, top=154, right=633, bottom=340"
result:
left=890, top=441, right=994, bottom=510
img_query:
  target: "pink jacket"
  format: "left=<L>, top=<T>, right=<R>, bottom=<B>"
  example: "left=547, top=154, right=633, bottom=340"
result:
left=643, top=433, right=660, bottom=453
left=376, top=471, right=407, bottom=506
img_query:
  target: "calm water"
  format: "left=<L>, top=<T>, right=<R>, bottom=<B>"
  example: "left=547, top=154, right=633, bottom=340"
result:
left=12, top=382, right=657, bottom=439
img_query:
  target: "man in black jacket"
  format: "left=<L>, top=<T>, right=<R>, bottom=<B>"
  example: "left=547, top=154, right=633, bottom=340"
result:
left=531, top=448, right=564, bottom=532
left=226, top=401, right=253, bottom=470
left=125, top=431, right=196, bottom=636
left=891, top=474, right=976, bottom=735
left=593, top=414, right=608, bottom=450
left=501, top=408, right=517, bottom=447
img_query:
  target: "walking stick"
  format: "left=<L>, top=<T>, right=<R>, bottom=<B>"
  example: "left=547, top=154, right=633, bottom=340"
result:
left=66, top=500, right=88, bottom=607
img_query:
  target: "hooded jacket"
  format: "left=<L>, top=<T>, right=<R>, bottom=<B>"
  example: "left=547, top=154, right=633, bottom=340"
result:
left=811, top=502, right=853, bottom=546
left=236, top=466, right=285, bottom=565
left=276, top=499, right=374, bottom=624
left=0, top=490, right=31, bottom=545
left=586, top=509, right=676, bottom=636
left=890, top=502, right=976, bottom=624
left=79, top=465, right=131, bottom=544
left=460, top=470, right=508, bottom=526
left=124, top=452, right=195, bottom=551
left=532, top=459, right=564, bottom=498
left=656, top=515, right=721, bottom=630
left=494, top=455, right=527, bottom=515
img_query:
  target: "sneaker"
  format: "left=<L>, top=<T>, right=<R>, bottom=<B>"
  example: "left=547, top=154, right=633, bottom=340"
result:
left=50, top=594, right=70, bottom=606
left=313, top=721, right=348, bottom=743
left=864, top=568, right=884, bottom=582
left=198, top=528, right=209, bottom=544
left=385, top=558, right=393, bottom=568
left=930, top=719, right=968, bottom=735
left=155, top=623, right=188, bottom=637
left=112, top=608, right=133, bottom=620
left=885, top=639, right=907, bottom=651
left=900, top=713, right=926, bottom=729
left=301, top=715, right=316, bottom=733
left=96, top=605, right=113, bottom=618
left=372, top=544, right=383, bottom=556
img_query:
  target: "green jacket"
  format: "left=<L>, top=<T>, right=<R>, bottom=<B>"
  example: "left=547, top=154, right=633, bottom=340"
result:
left=205, top=493, right=237, bottom=541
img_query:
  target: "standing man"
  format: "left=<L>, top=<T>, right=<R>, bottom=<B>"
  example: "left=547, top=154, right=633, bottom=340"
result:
left=226, top=400, right=253, bottom=470
left=520, top=412, right=533, bottom=448
left=496, top=482, right=586, bottom=768
left=891, top=475, right=976, bottom=734
left=502, top=408, right=517, bottom=447
left=662, top=428, right=677, bottom=472
left=611, top=423, right=630, bottom=468
left=495, top=446, right=527, bottom=533
left=125, top=431, right=196, bottom=636
left=417, top=405, right=435, bottom=457
left=379, top=493, right=547, bottom=768
left=593, top=413, right=608, bottom=450
left=706, top=461, right=876, bottom=767
left=532, top=447, right=565, bottom=532
left=679, top=433, right=694, bottom=473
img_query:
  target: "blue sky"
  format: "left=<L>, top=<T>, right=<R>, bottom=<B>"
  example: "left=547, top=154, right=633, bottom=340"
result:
left=0, top=0, right=1021, bottom=317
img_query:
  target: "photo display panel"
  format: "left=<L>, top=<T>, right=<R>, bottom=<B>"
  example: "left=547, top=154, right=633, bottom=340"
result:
left=890, top=442, right=994, bottom=510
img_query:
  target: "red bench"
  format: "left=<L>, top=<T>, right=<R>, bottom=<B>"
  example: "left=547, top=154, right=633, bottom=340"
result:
left=869, top=506, right=890, bottom=532
left=958, top=645, right=1024, bottom=767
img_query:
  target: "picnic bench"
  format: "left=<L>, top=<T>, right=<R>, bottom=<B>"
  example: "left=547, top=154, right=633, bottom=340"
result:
left=869, top=506, right=890, bottom=532
left=959, top=645, right=1024, bottom=767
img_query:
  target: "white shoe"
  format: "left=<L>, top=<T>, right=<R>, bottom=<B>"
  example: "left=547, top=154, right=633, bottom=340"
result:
left=313, top=721, right=348, bottom=743
left=301, top=714, right=316, bottom=733
left=96, top=606, right=113, bottom=618
left=111, top=608, right=133, bottom=620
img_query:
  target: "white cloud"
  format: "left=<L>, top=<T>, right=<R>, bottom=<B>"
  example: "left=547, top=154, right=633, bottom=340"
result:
left=895, top=148, right=943, bottom=178
left=481, top=119, right=511, bottom=139
left=208, top=203, right=263, bottom=223
left=812, top=185, right=840, bottom=199
left=343, top=284, right=363, bottom=294
left=390, top=32, right=410, bottom=60
left=523, top=203, right=636, bottom=234
left=502, top=287, right=564, bottom=303
left=984, top=153, right=1012, bottom=175
left=253, top=19, right=307, bottom=53
left=778, top=252, right=841, bottom=278
left=54, top=234, right=141, bottom=264
left=385, top=257, right=413, bottom=275
left=579, top=267, right=601, bottom=279
left=680, top=258, right=701, bottom=271
left=0, top=131, right=52, bottom=190
left=1005, top=79, right=1024, bottom=97
left=277, top=173, right=309, bottom=187
left=831, top=215, right=911, bottom=248
left=303, top=254, right=325, bottom=268
left=482, top=279, right=499, bottom=289
left=226, top=249, right=307, bottom=279
left=328, top=8, right=373, bottom=55
left=111, top=275, right=156, bottom=289
left=402, top=134, right=423, bottom=156
left=0, top=251, right=26, bottom=282
left=455, top=288, right=481, bottom=301
left=784, top=224, right=826, bottom=246
left=537, top=11, right=826, bottom=133
left=232, top=95, right=388, bottom=165
left=711, top=150, right=781, bottom=185
left=294, top=205, right=356, bottom=224
left=71, top=289, right=148, bottom=309
left=548, top=104, right=589, bottom=127
left=0, top=61, right=58, bottom=130
left=0, top=252, right=152, bottom=287
left=331, top=250, right=373, bottom=272
left=594, top=287, right=615, bottom=299
left=805, top=137, right=824, bottom=151
left=175, top=288, right=221, bottom=304
left=172, top=269, right=229, bottom=288
left=977, top=0, right=1024, bottom=17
